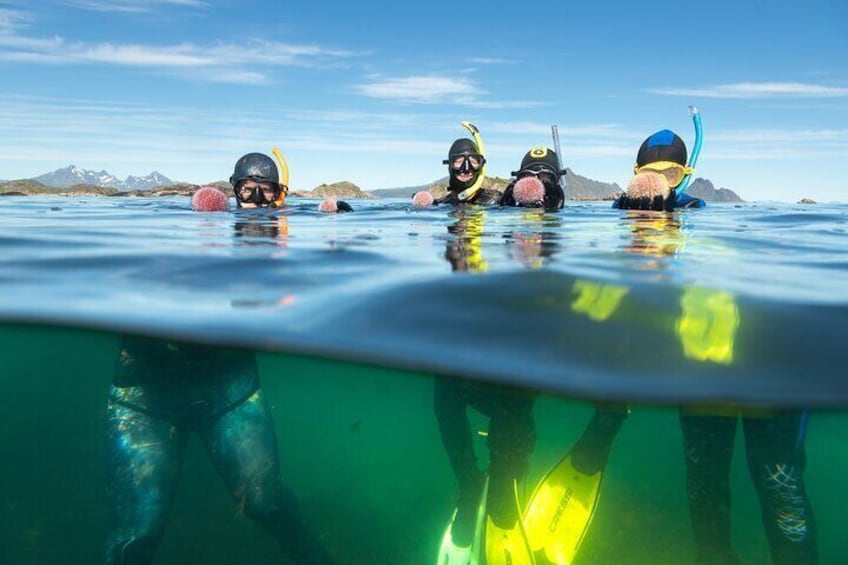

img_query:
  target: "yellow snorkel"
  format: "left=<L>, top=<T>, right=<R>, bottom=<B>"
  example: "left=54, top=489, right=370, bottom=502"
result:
left=271, top=146, right=290, bottom=207
left=457, top=121, right=487, bottom=202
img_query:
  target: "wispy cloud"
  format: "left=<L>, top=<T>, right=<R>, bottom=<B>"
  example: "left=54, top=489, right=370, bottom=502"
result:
left=356, top=76, right=479, bottom=103
left=486, top=121, right=626, bottom=137
left=355, top=75, right=541, bottom=108
left=0, top=13, right=358, bottom=83
left=0, top=35, right=356, bottom=67
left=705, top=127, right=848, bottom=160
left=466, top=57, right=514, bottom=65
left=650, top=82, right=848, bottom=98
left=710, top=128, right=848, bottom=143
left=58, top=0, right=207, bottom=13
left=0, top=7, right=29, bottom=33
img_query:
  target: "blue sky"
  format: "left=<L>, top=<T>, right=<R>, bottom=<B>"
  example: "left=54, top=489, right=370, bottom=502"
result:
left=0, top=0, right=846, bottom=202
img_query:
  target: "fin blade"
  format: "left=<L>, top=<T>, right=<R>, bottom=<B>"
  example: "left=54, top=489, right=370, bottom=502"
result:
left=523, top=454, right=603, bottom=564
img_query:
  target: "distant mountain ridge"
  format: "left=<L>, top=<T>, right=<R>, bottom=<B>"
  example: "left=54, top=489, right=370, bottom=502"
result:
left=10, top=166, right=743, bottom=202
left=373, top=171, right=622, bottom=200
left=686, top=178, right=744, bottom=202
left=373, top=171, right=742, bottom=202
left=32, top=165, right=172, bottom=191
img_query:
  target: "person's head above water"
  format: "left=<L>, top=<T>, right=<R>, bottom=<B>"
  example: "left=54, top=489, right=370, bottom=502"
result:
left=506, top=147, right=566, bottom=209
left=633, top=130, right=692, bottom=189
left=444, top=137, right=486, bottom=191
left=230, top=152, right=287, bottom=209
left=513, top=147, right=564, bottom=188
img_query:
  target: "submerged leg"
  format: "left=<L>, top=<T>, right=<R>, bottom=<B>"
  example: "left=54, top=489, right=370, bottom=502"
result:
left=570, top=403, right=629, bottom=475
left=433, top=377, right=485, bottom=547
left=744, top=411, right=818, bottom=565
left=201, top=390, right=335, bottom=564
left=104, top=397, right=187, bottom=565
left=679, top=411, right=739, bottom=565
left=486, top=389, right=536, bottom=529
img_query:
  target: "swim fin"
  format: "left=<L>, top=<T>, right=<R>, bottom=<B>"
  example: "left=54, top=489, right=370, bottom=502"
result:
left=483, top=478, right=535, bottom=564
left=522, top=454, right=603, bottom=564
left=437, top=477, right=489, bottom=565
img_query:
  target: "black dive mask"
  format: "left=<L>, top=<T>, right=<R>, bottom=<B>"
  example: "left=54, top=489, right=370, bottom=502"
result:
left=514, top=165, right=558, bottom=188
left=444, top=152, right=485, bottom=174
left=235, top=182, right=281, bottom=208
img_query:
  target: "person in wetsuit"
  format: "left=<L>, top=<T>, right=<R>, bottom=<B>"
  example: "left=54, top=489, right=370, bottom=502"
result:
left=499, top=147, right=566, bottom=212
left=104, top=153, right=334, bottom=565
left=229, top=152, right=289, bottom=209
left=435, top=209, right=627, bottom=562
left=435, top=207, right=534, bottom=558
left=617, top=144, right=817, bottom=563
left=434, top=137, right=502, bottom=206
left=614, top=130, right=705, bottom=211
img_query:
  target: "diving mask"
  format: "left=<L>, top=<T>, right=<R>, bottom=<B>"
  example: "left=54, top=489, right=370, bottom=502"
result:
left=444, top=152, right=486, bottom=174
left=634, top=161, right=693, bottom=188
left=515, top=165, right=557, bottom=185
left=236, top=181, right=284, bottom=207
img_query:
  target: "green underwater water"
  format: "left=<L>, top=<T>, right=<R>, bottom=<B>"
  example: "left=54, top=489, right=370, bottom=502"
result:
left=1, top=322, right=846, bottom=564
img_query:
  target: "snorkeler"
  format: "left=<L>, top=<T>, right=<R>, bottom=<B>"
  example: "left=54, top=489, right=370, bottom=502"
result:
left=434, top=208, right=535, bottom=563
left=499, top=147, right=566, bottom=212
left=614, top=109, right=818, bottom=563
left=412, top=122, right=501, bottom=207
left=228, top=150, right=352, bottom=213
left=102, top=154, right=336, bottom=565
left=230, top=152, right=289, bottom=209
left=615, top=109, right=705, bottom=211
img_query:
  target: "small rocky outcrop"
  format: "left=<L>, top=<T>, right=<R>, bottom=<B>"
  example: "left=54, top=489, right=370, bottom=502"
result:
left=798, top=198, right=816, bottom=204
left=307, top=181, right=376, bottom=199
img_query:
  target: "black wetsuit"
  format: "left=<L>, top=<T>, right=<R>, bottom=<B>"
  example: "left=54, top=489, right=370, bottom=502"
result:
left=434, top=174, right=502, bottom=206
left=613, top=189, right=705, bottom=211
left=434, top=378, right=536, bottom=542
left=435, top=188, right=502, bottom=206
left=105, top=336, right=333, bottom=565
left=680, top=410, right=817, bottom=565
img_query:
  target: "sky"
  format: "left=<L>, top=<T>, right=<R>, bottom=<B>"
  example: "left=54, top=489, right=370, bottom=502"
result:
left=0, top=0, right=846, bottom=202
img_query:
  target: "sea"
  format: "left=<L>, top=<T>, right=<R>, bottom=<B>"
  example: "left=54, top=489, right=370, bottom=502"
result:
left=1, top=195, right=846, bottom=564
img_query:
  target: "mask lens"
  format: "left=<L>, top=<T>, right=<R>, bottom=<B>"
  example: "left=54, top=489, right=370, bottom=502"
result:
left=638, top=163, right=686, bottom=187
left=237, top=185, right=257, bottom=201
left=237, top=182, right=279, bottom=205
left=518, top=167, right=556, bottom=184
left=661, top=167, right=685, bottom=187
left=449, top=153, right=484, bottom=172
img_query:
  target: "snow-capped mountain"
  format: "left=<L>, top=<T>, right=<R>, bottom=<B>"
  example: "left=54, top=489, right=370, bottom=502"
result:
left=32, top=165, right=173, bottom=191
left=123, top=171, right=172, bottom=190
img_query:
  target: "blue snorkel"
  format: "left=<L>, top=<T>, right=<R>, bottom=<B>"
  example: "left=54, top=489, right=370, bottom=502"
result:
left=677, top=105, right=702, bottom=195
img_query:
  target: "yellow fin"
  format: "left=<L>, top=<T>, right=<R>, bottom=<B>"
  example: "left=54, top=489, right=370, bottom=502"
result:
left=485, top=480, right=535, bottom=565
left=523, top=454, right=602, bottom=564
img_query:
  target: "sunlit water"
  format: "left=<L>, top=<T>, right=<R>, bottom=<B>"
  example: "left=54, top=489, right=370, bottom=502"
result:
left=1, top=196, right=846, bottom=564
